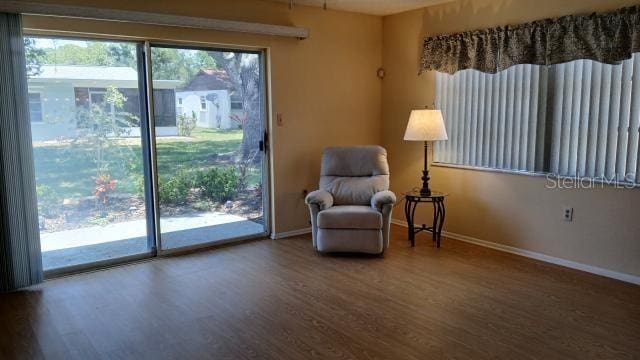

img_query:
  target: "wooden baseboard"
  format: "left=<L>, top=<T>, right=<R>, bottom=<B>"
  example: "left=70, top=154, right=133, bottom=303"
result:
left=390, top=219, right=640, bottom=286
left=271, top=227, right=311, bottom=240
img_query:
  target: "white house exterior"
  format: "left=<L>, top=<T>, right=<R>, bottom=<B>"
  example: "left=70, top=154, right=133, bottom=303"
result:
left=175, top=69, right=243, bottom=130
left=28, top=65, right=181, bottom=141
left=176, top=90, right=233, bottom=129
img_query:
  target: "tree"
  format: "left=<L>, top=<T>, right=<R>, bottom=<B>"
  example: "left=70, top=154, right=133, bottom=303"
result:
left=73, top=86, right=140, bottom=202
left=209, top=51, right=262, bottom=162
left=150, top=47, right=187, bottom=81
left=44, top=42, right=117, bottom=66
left=108, top=43, right=137, bottom=68
left=194, top=51, right=217, bottom=73
left=151, top=47, right=216, bottom=84
left=24, top=38, right=45, bottom=78
left=29, top=38, right=217, bottom=85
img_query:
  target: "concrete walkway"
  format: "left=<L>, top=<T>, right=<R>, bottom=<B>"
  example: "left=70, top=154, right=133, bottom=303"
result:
left=41, top=212, right=264, bottom=270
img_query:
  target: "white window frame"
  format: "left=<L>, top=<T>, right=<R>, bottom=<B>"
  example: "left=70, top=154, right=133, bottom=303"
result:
left=88, top=89, right=115, bottom=114
left=28, top=91, right=44, bottom=123
left=199, top=95, right=207, bottom=111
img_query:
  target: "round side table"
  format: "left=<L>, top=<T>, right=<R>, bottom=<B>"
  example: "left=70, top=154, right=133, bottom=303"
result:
left=404, top=190, right=448, bottom=248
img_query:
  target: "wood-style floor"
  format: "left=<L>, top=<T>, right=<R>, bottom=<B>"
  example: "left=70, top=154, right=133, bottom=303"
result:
left=1, top=225, right=639, bottom=359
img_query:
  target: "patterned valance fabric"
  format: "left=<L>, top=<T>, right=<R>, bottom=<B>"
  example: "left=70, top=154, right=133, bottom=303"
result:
left=420, top=5, right=640, bottom=74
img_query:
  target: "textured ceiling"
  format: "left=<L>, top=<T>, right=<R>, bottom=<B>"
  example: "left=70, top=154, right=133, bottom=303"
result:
left=269, top=0, right=454, bottom=16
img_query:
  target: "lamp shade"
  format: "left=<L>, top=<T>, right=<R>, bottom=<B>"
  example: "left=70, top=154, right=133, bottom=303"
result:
left=403, top=109, right=448, bottom=141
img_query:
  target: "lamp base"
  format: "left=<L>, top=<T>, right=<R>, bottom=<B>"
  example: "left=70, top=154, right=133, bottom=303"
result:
left=420, top=169, right=431, bottom=196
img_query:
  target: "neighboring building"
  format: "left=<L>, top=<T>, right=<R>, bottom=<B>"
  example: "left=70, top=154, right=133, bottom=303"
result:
left=176, top=69, right=243, bottom=130
left=27, top=65, right=181, bottom=141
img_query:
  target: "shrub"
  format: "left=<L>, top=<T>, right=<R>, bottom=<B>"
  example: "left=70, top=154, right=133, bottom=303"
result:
left=177, top=111, right=198, bottom=137
left=87, top=214, right=116, bottom=226
left=158, top=171, right=193, bottom=205
left=36, top=184, right=60, bottom=216
left=196, top=167, right=239, bottom=202
left=94, top=173, right=117, bottom=205
left=192, top=200, right=211, bottom=212
left=236, top=149, right=259, bottom=191
left=132, top=174, right=145, bottom=197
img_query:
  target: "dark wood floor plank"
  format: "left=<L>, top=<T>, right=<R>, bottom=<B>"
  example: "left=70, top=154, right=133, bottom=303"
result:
left=0, top=224, right=638, bottom=359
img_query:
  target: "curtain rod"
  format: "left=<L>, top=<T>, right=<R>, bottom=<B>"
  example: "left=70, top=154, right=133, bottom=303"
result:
left=0, top=1, right=310, bottom=39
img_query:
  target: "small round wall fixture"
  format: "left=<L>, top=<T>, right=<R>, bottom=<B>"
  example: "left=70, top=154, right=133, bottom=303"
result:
left=377, top=68, right=385, bottom=79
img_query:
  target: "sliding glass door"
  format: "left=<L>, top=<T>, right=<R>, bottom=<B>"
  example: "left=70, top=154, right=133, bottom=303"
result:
left=25, top=37, right=154, bottom=271
left=24, top=36, right=269, bottom=272
left=150, top=45, right=267, bottom=251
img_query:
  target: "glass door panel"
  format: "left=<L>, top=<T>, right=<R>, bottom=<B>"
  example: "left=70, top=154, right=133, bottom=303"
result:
left=25, top=37, right=153, bottom=271
left=150, top=45, right=267, bottom=250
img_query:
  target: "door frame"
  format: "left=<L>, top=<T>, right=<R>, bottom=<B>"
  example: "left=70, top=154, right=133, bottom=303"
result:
left=28, top=35, right=157, bottom=278
left=145, top=41, right=271, bottom=256
left=25, top=33, right=273, bottom=277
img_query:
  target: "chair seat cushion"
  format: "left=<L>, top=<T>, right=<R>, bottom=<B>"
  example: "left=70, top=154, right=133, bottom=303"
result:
left=317, top=205, right=382, bottom=230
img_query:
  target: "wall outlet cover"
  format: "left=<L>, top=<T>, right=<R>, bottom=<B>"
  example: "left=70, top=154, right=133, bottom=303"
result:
left=563, top=207, right=573, bottom=222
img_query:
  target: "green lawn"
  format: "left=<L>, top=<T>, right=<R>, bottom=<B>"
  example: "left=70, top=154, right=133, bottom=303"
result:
left=32, top=128, right=257, bottom=200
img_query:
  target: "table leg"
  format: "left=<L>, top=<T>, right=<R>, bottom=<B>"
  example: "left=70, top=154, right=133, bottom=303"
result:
left=436, top=199, right=446, bottom=248
left=431, top=201, right=437, bottom=243
left=409, top=201, right=418, bottom=247
left=404, top=199, right=414, bottom=246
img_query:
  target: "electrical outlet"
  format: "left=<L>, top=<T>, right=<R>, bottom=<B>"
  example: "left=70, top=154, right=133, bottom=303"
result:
left=563, top=207, right=573, bottom=222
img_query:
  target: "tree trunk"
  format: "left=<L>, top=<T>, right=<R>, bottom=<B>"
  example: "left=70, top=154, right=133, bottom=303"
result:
left=239, top=56, right=262, bottom=162
left=209, top=52, right=262, bottom=162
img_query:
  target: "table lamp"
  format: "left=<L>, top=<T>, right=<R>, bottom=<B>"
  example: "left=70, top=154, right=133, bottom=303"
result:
left=403, top=109, right=448, bottom=196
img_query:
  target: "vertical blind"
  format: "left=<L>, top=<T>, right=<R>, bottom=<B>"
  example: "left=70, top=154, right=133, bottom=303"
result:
left=435, top=53, right=640, bottom=184
left=0, top=13, right=43, bottom=292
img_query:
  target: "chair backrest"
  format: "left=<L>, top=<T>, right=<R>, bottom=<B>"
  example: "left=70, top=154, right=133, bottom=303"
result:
left=319, top=146, right=390, bottom=205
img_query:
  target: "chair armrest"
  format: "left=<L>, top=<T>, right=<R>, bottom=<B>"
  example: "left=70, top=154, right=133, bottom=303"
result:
left=305, top=190, right=334, bottom=210
left=371, top=190, right=396, bottom=210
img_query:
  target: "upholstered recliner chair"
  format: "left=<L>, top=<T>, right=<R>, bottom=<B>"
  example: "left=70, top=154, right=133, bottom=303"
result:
left=305, top=146, right=396, bottom=254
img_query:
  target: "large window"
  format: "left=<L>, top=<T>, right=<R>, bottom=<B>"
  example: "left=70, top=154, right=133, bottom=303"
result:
left=150, top=45, right=266, bottom=251
left=26, top=38, right=152, bottom=271
left=435, top=53, right=640, bottom=185
left=25, top=36, right=269, bottom=273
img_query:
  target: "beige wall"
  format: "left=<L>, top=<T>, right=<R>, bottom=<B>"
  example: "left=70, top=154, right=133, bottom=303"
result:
left=382, top=0, right=640, bottom=277
left=23, top=0, right=383, bottom=235
left=21, top=0, right=640, bottom=277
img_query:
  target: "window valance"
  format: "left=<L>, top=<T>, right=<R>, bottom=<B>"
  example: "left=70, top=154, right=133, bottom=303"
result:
left=420, top=5, right=640, bottom=74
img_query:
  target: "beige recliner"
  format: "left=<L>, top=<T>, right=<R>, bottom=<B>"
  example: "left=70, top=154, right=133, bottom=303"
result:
left=305, top=146, right=396, bottom=254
